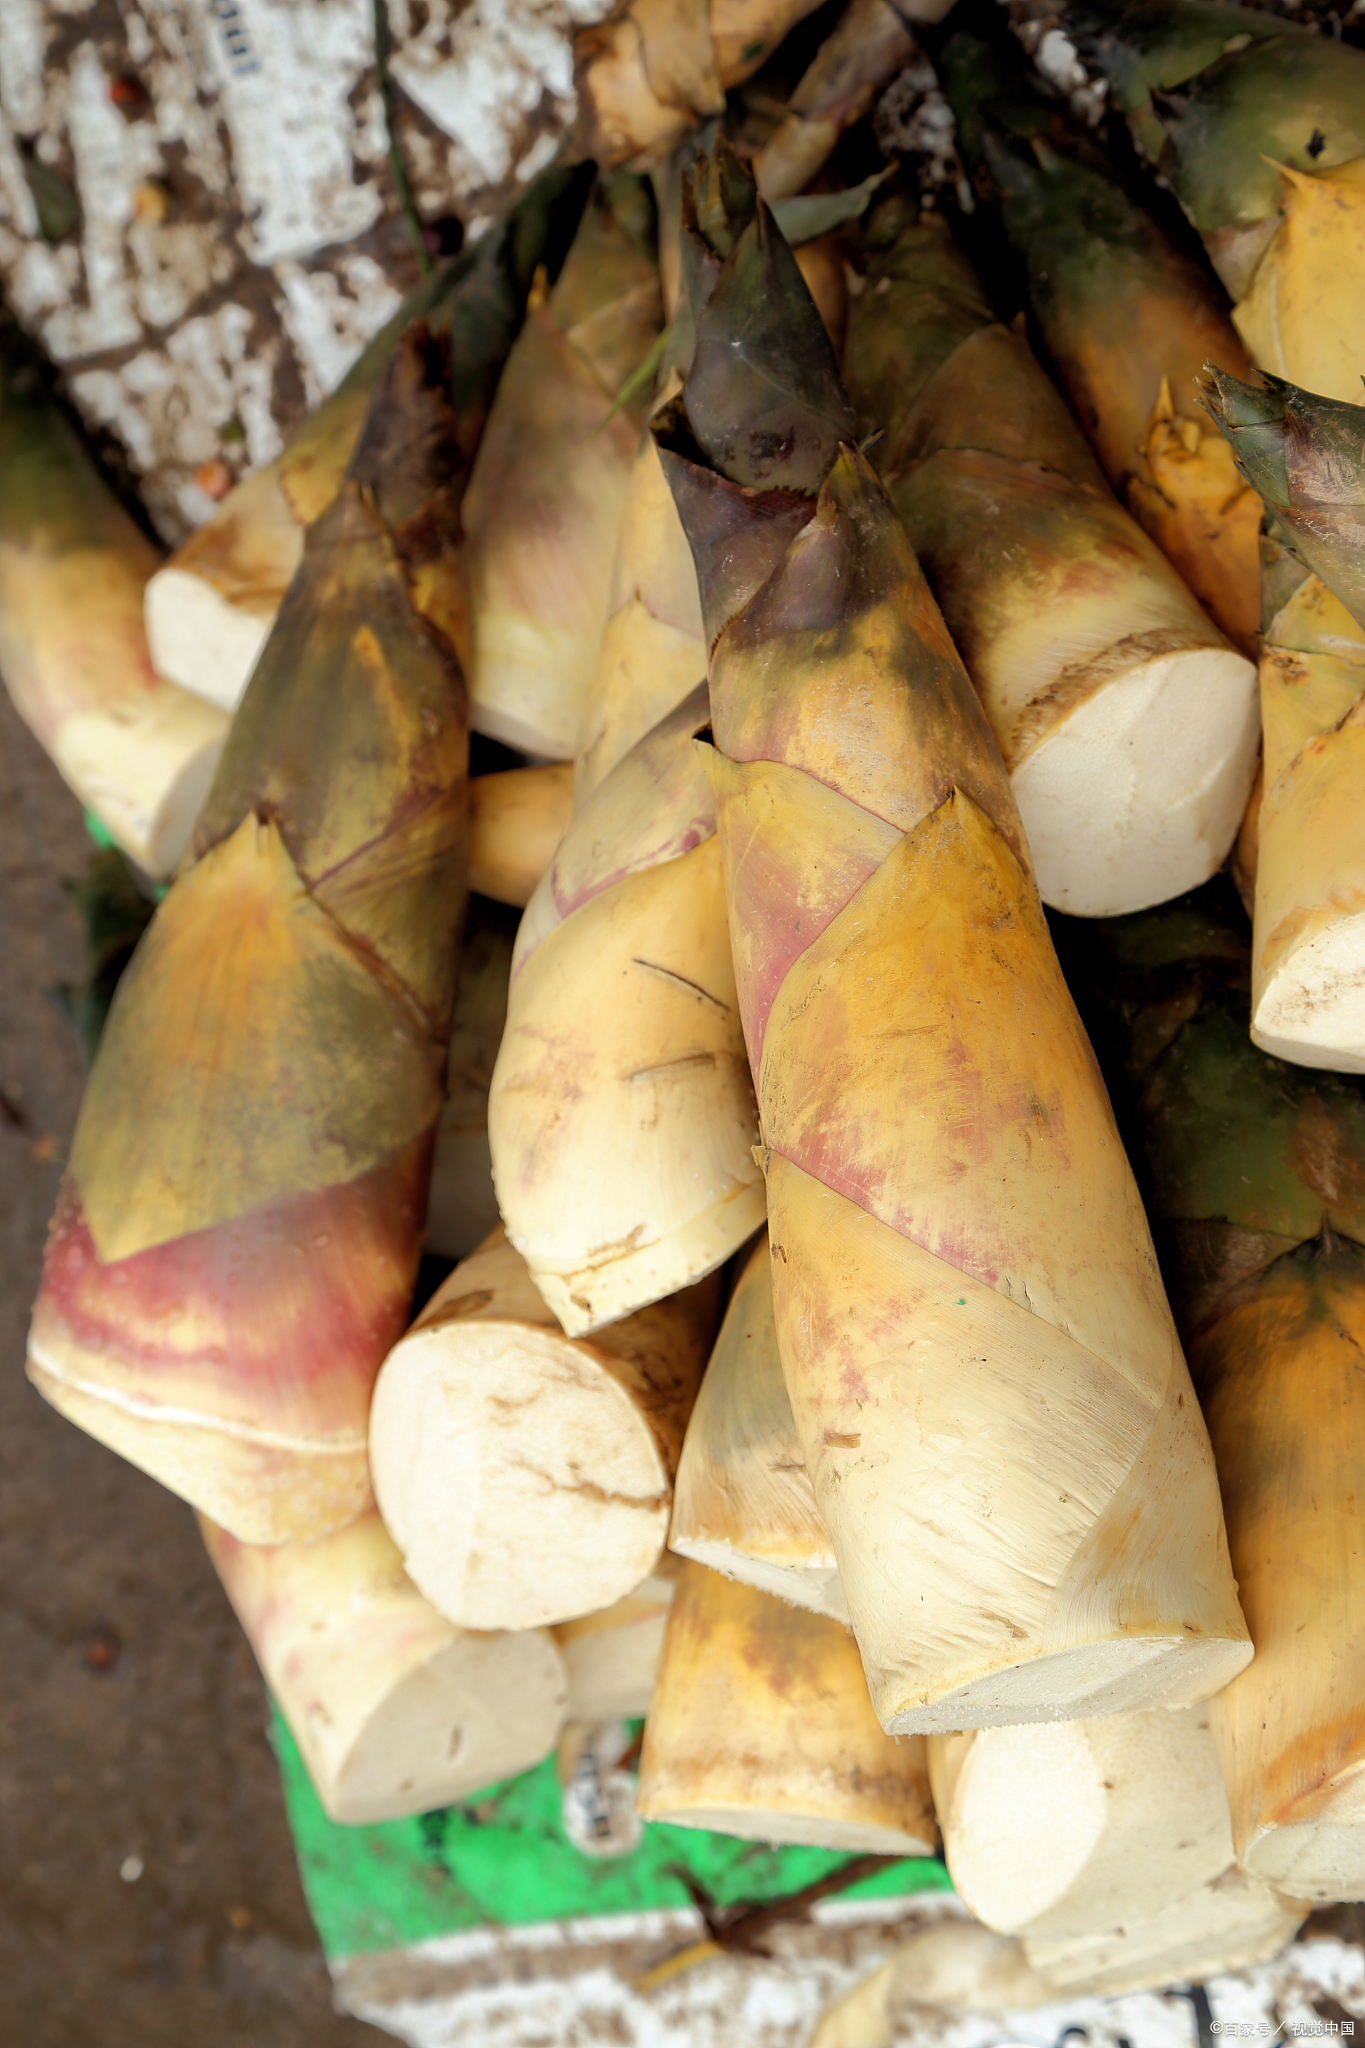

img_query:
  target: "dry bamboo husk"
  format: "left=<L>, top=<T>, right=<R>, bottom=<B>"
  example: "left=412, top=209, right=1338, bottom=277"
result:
left=202, top=1508, right=569, bottom=1825
left=1055, top=0, right=1365, bottom=402
left=928, top=1705, right=1240, bottom=1939
left=752, top=0, right=919, bottom=203
left=939, top=27, right=1260, bottom=655
left=668, top=1232, right=848, bottom=1624
left=141, top=191, right=579, bottom=715
left=0, top=320, right=227, bottom=877
left=1023, top=1868, right=1306, bottom=1996
left=368, top=1228, right=718, bottom=1631
left=468, top=765, right=573, bottom=907
left=656, top=150, right=1250, bottom=1733
left=461, top=177, right=662, bottom=760
left=425, top=907, right=514, bottom=1266
left=553, top=1561, right=677, bottom=1721
left=636, top=1561, right=938, bottom=1855
left=1053, top=885, right=1365, bottom=1902
left=842, top=190, right=1258, bottom=918
left=23, top=235, right=537, bottom=1541
left=489, top=682, right=764, bottom=1335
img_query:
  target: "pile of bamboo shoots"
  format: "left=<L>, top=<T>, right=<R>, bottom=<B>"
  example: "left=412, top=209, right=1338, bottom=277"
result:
left=13, top=0, right=1365, bottom=2016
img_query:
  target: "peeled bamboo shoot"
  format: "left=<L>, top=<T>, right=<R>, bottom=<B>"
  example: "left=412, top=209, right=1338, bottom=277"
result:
left=940, top=28, right=1260, bottom=654
left=0, top=321, right=227, bottom=876
left=203, top=1508, right=569, bottom=1825
left=1054, top=886, right=1365, bottom=1900
left=368, top=1229, right=717, bottom=1630
left=657, top=154, right=1250, bottom=1732
left=842, top=190, right=1257, bottom=917
left=669, top=1232, right=848, bottom=1624
left=25, top=285, right=514, bottom=1541
left=929, top=1706, right=1240, bottom=1938
left=489, top=683, right=764, bottom=1335
left=461, top=179, right=662, bottom=759
left=636, top=1561, right=938, bottom=1854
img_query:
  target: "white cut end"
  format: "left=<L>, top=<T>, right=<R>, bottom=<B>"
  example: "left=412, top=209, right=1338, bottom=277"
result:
left=369, top=1320, right=671, bottom=1631
left=645, top=1804, right=935, bottom=1855
left=527, top=1180, right=767, bottom=1338
left=1252, top=911, right=1365, bottom=1071
left=1241, top=1760, right=1365, bottom=1902
left=53, top=688, right=229, bottom=878
left=144, top=564, right=273, bottom=713
left=1014, top=644, right=1258, bottom=916
left=932, top=1707, right=1236, bottom=1940
left=325, top=1627, right=569, bottom=1826
left=884, top=1631, right=1254, bottom=1737
left=668, top=1536, right=850, bottom=1627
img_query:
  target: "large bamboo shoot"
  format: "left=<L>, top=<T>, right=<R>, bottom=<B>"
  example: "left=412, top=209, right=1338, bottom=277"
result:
left=203, top=1508, right=569, bottom=1825
left=842, top=190, right=1257, bottom=918
left=656, top=156, right=1250, bottom=1732
left=0, top=320, right=226, bottom=876
left=636, top=1560, right=938, bottom=1855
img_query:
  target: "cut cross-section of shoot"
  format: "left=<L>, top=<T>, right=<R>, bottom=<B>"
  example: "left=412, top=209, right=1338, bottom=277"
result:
left=669, top=1231, right=848, bottom=1624
left=842, top=189, right=1257, bottom=918
left=368, top=1229, right=718, bottom=1631
left=636, top=1561, right=938, bottom=1855
left=203, top=1508, right=569, bottom=1824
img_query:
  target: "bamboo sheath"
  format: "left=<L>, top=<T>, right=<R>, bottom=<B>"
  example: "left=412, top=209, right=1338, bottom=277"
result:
left=462, top=180, right=662, bottom=759
left=368, top=1228, right=718, bottom=1631
left=636, top=1561, right=938, bottom=1855
left=24, top=212, right=545, bottom=1541
left=202, top=1509, right=569, bottom=1825
left=939, top=28, right=1260, bottom=656
left=489, top=682, right=764, bottom=1335
left=656, top=159, right=1249, bottom=1733
left=842, top=192, right=1257, bottom=919
left=0, top=323, right=227, bottom=877
left=1056, top=0, right=1365, bottom=403
left=669, top=1232, right=849, bottom=1623
left=752, top=0, right=918, bottom=203
left=1054, top=888, right=1365, bottom=1900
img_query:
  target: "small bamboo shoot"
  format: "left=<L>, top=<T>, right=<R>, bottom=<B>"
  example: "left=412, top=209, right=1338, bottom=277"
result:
left=468, top=765, right=573, bottom=908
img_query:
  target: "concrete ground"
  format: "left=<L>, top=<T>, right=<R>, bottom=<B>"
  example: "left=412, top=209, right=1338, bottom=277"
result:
left=0, top=685, right=386, bottom=2048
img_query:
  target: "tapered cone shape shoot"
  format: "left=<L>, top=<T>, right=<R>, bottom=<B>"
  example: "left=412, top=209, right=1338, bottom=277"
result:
left=368, top=1229, right=718, bottom=1631
left=468, top=764, right=573, bottom=907
left=939, top=28, right=1260, bottom=654
left=657, top=163, right=1249, bottom=1733
left=553, top=1562, right=676, bottom=1721
left=1057, top=0, right=1365, bottom=401
left=0, top=322, right=227, bottom=876
left=1196, top=376, right=1365, bottom=1069
left=636, top=1561, right=938, bottom=1854
left=26, top=316, right=485, bottom=1544
left=425, top=905, right=514, bottom=1265
left=144, top=167, right=583, bottom=712
left=203, top=1509, right=569, bottom=1824
left=1053, top=887, right=1365, bottom=1900
left=669, top=1232, right=848, bottom=1623
left=490, top=683, right=764, bottom=1334
left=461, top=178, right=662, bottom=759
left=929, top=1705, right=1239, bottom=1939
left=842, top=192, right=1257, bottom=917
